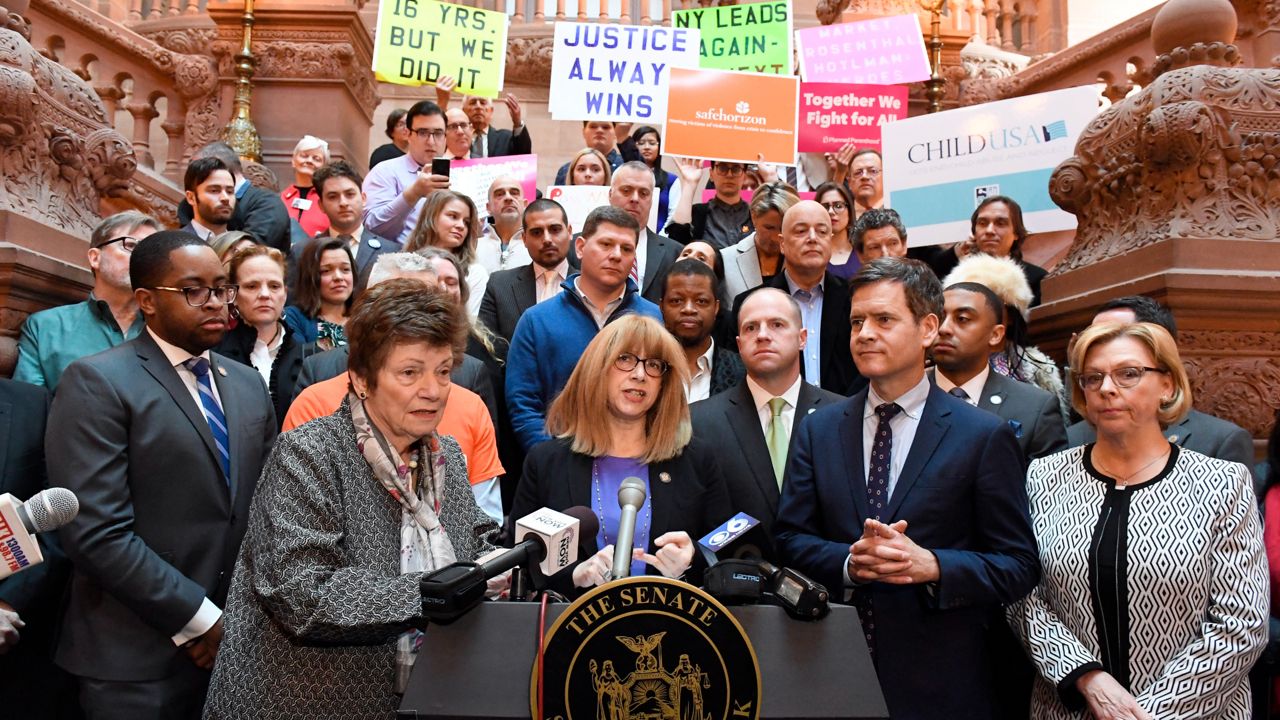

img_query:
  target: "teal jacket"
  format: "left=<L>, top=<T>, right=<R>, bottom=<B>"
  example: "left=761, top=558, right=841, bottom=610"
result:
left=14, top=294, right=144, bottom=392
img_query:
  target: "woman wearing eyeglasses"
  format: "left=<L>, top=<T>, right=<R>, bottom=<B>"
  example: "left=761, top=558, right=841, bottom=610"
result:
left=1009, top=321, right=1266, bottom=720
left=814, top=181, right=860, bottom=280
left=510, top=315, right=731, bottom=593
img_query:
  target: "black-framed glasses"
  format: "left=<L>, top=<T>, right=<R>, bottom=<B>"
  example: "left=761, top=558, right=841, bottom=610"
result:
left=821, top=201, right=847, bottom=212
left=1077, top=366, right=1167, bottom=392
left=150, top=284, right=239, bottom=306
left=713, top=165, right=745, bottom=176
left=98, top=236, right=140, bottom=252
left=614, top=352, right=670, bottom=378
left=411, top=128, right=446, bottom=140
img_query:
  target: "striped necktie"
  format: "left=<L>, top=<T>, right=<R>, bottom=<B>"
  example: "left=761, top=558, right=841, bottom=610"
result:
left=183, top=357, right=231, bottom=482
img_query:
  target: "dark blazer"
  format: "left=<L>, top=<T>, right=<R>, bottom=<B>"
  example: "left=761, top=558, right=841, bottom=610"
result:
left=511, top=437, right=732, bottom=590
left=214, top=322, right=314, bottom=430
left=48, top=332, right=277, bottom=681
left=689, top=380, right=842, bottom=562
left=481, top=126, right=532, bottom=158
left=929, top=368, right=1067, bottom=462
left=775, top=385, right=1040, bottom=718
left=479, top=264, right=538, bottom=344
left=737, top=272, right=864, bottom=396
left=178, top=183, right=292, bottom=254
left=707, top=348, right=746, bottom=397
left=1067, top=408, right=1255, bottom=472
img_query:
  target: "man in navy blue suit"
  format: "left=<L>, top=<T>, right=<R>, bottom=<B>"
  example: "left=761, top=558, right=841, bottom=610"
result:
left=775, top=257, right=1039, bottom=719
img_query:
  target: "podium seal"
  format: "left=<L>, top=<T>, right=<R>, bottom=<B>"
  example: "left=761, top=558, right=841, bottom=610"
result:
left=532, top=576, right=761, bottom=720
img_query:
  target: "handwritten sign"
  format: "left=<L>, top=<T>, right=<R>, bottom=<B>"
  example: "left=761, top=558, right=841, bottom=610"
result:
left=546, top=185, right=660, bottom=231
left=549, top=22, right=701, bottom=122
left=672, top=0, right=791, bottom=75
left=797, top=82, right=906, bottom=153
left=881, top=85, right=1098, bottom=245
left=372, top=0, right=509, bottom=97
left=794, top=13, right=929, bottom=85
left=448, top=154, right=539, bottom=214
left=664, top=67, right=798, bottom=165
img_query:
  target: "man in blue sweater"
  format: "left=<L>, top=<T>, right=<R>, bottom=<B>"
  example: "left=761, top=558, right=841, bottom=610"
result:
left=507, top=205, right=662, bottom=451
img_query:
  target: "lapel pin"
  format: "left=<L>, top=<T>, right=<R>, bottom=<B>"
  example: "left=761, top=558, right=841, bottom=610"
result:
left=1167, top=434, right=1179, bottom=443
left=808, top=408, right=816, bottom=414
left=216, top=365, right=227, bottom=377
left=368, top=238, right=382, bottom=249
left=659, top=472, right=672, bottom=484
left=989, top=395, right=1002, bottom=405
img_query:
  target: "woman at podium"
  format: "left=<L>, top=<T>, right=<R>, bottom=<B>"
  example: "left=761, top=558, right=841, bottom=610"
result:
left=511, top=315, right=731, bottom=591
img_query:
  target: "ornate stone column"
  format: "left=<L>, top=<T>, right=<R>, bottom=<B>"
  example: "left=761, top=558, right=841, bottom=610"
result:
left=1035, top=0, right=1280, bottom=451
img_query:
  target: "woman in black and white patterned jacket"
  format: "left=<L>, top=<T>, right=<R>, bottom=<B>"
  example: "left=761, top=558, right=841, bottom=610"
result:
left=204, top=279, right=499, bottom=720
left=1010, top=321, right=1267, bottom=720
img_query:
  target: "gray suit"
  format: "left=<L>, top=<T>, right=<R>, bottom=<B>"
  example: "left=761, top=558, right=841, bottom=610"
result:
left=48, top=332, right=275, bottom=700
left=479, top=264, right=537, bottom=344
left=689, top=380, right=842, bottom=563
left=1068, top=408, right=1255, bottom=473
left=931, top=369, right=1067, bottom=462
left=721, top=233, right=765, bottom=301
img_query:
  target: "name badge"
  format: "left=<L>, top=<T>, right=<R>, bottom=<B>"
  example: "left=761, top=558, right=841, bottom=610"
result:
left=291, top=197, right=313, bottom=211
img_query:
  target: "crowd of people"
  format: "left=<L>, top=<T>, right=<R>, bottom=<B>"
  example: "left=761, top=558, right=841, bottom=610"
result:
left=0, top=93, right=1275, bottom=720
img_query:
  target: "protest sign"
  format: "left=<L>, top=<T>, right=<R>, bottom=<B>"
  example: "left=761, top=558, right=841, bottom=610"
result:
left=700, top=189, right=815, bottom=203
left=797, top=82, right=906, bottom=153
left=549, top=22, right=701, bottom=122
left=881, top=85, right=1098, bottom=246
left=547, top=185, right=660, bottom=231
left=672, top=0, right=791, bottom=74
left=795, top=13, right=929, bottom=85
left=664, top=67, right=798, bottom=165
left=372, top=0, right=509, bottom=97
left=448, top=155, right=538, bottom=215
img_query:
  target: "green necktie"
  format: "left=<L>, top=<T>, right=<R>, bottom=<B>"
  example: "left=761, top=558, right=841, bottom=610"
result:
left=766, top=397, right=788, bottom=489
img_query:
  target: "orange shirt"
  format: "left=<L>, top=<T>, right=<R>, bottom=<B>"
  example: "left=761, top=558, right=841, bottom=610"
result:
left=283, top=374, right=504, bottom=485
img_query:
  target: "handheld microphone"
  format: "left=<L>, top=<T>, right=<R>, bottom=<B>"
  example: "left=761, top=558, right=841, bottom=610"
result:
left=611, top=478, right=646, bottom=581
left=0, top=489, right=79, bottom=580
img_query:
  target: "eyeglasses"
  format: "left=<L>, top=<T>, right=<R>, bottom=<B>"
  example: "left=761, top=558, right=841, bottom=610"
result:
left=98, top=236, right=140, bottom=252
left=411, top=128, right=447, bottom=140
left=614, top=352, right=670, bottom=378
left=150, top=284, right=239, bottom=306
left=1077, top=366, right=1168, bottom=392
left=851, top=167, right=882, bottom=178
left=821, top=201, right=847, bottom=212
left=446, top=122, right=473, bottom=132
left=713, top=165, right=745, bottom=176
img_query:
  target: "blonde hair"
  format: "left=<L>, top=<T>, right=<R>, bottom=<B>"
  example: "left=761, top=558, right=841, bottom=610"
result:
left=546, top=315, right=691, bottom=463
left=567, top=148, right=613, bottom=186
left=1069, top=321, right=1192, bottom=429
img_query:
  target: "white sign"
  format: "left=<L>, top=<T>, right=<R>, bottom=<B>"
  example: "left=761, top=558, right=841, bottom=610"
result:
left=881, top=85, right=1099, bottom=246
left=447, top=154, right=539, bottom=217
left=549, top=22, right=701, bottom=123
left=545, top=185, right=660, bottom=233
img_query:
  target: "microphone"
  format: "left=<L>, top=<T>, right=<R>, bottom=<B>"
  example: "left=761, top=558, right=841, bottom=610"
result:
left=420, top=507, right=598, bottom=623
left=0, top=489, right=79, bottom=580
left=611, top=478, right=646, bottom=581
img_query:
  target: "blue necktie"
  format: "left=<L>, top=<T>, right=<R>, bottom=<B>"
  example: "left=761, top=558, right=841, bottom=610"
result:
left=949, top=387, right=970, bottom=402
left=857, top=402, right=902, bottom=661
left=184, top=357, right=230, bottom=482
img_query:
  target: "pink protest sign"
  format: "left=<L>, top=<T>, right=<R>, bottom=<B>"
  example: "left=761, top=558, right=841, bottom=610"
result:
left=449, top=154, right=538, bottom=213
left=797, top=82, right=906, bottom=153
left=794, top=13, right=930, bottom=85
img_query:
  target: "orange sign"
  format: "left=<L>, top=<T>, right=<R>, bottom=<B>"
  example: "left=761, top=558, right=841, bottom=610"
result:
left=663, top=67, right=798, bottom=165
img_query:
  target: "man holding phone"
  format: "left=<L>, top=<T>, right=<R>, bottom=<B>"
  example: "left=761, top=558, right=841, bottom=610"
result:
left=363, top=100, right=452, bottom=245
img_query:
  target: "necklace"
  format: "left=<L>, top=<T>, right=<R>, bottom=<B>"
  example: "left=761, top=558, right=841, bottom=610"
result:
left=1095, top=446, right=1170, bottom=490
left=591, top=458, right=650, bottom=565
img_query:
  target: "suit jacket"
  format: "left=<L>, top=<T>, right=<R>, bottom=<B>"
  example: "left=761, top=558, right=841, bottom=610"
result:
left=1067, top=408, right=1255, bottom=472
left=511, top=437, right=732, bottom=591
left=689, top=380, right=842, bottom=562
left=739, top=272, right=864, bottom=396
left=48, top=332, right=277, bottom=681
left=479, top=125, right=532, bottom=158
left=708, top=348, right=746, bottom=397
left=479, top=264, right=538, bottom=344
left=775, top=385, right=1040, bottom=718
left=930, top=368, right=1067, bottom=462
left=721, top=233, right=765, bottom=301
left=178, top=182, right=291, bottom=253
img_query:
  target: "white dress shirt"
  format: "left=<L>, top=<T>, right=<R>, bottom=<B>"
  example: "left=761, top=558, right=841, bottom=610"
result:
left=146, top=327, right=224, bottom=645
left=475, top=224, right=531, bottom=274
left=634, top=228, right=650, bottom=286
left=745, top=373, right=803, bottom=440
left=933, top=364, right=989, bottom=407
left=684, top=339, right=717, bottom=403
left=861, top=375, right=930, bottom=498
left=248, top=323, right=286, bottom=385
left=189, top=219, right=217, bottom=242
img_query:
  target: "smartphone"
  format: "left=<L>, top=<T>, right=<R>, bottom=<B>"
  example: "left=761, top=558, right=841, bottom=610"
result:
left=431, top=158, right=451, bottom=177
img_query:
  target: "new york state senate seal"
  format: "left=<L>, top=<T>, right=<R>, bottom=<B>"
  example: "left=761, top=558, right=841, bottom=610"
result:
left=532, top=576, right=761, bottom=720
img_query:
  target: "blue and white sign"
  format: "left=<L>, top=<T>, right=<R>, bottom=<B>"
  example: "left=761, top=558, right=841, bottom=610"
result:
left=549, top=22, right=701, bottom=122
left=881, top=85, right=1099, bottom=246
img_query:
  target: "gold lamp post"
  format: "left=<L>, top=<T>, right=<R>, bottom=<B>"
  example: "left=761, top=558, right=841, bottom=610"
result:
left=920, top=0, right=947, bottom=113
left=222, top=0, right=263, bottom=162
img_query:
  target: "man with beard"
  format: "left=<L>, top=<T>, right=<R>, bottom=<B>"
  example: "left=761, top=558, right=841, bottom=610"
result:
left=661, top=259, right=743, bottom=402
left=176, top=143, right=291, bottom=253
left=48, top=232, right=275, bottom=719
left=476, top=175, right=530, bottom=274
left=180, top=157, right=236, bottom=241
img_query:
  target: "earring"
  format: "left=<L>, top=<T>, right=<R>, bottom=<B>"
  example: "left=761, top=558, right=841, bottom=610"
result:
left=358, top=391, right=368, bottom=400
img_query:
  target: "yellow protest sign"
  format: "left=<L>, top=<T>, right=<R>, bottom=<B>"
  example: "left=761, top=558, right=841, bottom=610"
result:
left=373, top=0, right=509, bottom=98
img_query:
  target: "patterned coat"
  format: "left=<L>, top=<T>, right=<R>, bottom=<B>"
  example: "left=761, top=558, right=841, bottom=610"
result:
left=1010, top=445, right=1267, bottom=719
left=203, top=402, right=497, bottom=720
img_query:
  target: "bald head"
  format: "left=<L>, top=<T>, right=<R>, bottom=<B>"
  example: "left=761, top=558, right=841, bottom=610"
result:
left=781, top=200, right=834, bottom=284
left=486, top=174, right=526, bottom=226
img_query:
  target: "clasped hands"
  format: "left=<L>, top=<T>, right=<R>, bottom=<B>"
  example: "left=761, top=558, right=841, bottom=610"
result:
left=572, top=531, right=694, bottom=588
left=847, top=519, right=939, bottom=585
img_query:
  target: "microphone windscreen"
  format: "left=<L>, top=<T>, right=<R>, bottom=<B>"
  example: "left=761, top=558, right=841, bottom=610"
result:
left=561, top=505, right=599, bottom=544
left=617, top=477, right=646, bottom=509
left=25, top=489, right=79, bottom=533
